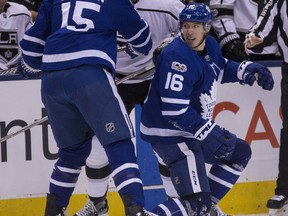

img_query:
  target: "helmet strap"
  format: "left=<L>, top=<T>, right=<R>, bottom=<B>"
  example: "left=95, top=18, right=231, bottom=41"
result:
left=191, top=35, right=206, bottom=50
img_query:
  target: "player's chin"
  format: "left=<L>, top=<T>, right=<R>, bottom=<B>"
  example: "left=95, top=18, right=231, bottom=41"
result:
left=186, top=38, right=196, bottom=47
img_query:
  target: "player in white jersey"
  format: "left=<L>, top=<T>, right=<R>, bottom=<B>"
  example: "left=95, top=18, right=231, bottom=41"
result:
left=0, top=0, right=32, bottom=70
left=10, top=0, right=42, bottom=21
left=209, top=0, right=280, bottom=62
left=245, top=0, right=288, bottom=215
left=74, top=0, right=185, bottom=215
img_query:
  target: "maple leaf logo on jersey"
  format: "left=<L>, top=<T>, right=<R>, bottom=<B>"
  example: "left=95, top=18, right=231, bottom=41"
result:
left=199, top=79, right=217, bottom=120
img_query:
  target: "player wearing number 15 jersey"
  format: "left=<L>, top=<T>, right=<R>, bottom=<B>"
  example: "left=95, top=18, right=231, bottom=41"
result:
left=19, top=0, right=153, bottom=215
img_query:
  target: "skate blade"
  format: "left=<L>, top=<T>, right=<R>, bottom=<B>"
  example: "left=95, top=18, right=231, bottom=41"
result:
left=269, top=203, right=288, bottom=216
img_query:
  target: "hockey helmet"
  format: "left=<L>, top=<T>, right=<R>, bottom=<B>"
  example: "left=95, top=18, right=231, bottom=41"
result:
left=179, top=3, right=213, bottom=25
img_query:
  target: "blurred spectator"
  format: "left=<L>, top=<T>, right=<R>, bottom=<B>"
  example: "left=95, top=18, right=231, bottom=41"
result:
left=0, top=0, right=33, bottom=70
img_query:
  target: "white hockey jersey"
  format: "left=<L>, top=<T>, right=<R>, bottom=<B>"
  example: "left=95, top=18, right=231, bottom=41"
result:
left=209, top=0, right=279, bottom=56
left=0, top=2, right=32, bottom=69
left=116, top=0, right=185, bottom=84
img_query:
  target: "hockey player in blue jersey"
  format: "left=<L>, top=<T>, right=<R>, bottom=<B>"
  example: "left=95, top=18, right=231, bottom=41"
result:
left=74, top=0, right=185, bottom=215
left=18, top=0, right=155, bottom=215
left=140, top=3, right=274, bottom=216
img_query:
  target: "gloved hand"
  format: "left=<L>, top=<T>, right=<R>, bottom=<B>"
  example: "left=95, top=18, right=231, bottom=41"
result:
left=220, top=33, right=249, bottom=62
left=200, top=124, right=237, bottom=161
left=153, top=37, right=174, bottom=65
left=125, top=43, right=141, bottom=59
left=238, top=60, right=274, bottom=90
left=18, top=57, right=42, bottom=79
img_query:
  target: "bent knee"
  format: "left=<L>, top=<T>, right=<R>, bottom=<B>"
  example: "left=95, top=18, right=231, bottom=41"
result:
left=230, top=138, right=252, bottom=170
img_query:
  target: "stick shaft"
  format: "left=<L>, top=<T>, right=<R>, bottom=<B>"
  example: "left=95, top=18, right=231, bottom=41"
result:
left=0, top=116, right=48, bottom=143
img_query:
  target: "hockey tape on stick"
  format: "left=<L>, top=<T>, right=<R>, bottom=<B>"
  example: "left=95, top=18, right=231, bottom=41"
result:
left=117, top=45, right=126, bottom=52
left=0, top=65, right=154, bottom=143
left=253, top=73, right=259, bottom=86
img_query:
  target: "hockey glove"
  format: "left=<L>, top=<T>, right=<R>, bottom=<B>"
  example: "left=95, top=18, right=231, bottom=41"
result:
left=220, top=33, right=249, bottom=62
left=205, top=125, right=236, bottom=161
left=153, top=37, right=174, bottom=65
left=237, top=60, right=274, bottom=90
left=18, top=57, right=42, bottom=79
left=125, top=43, right=141, bottom=59
left=195, top=122, right=237, bottom=161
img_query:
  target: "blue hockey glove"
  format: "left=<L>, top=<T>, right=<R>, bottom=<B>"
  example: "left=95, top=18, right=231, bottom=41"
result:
left=18, top=57, right=42, bottom=79
left=125, top=43, right=141, bottom=59
left=238, top=60, right=274, bottom=90
left=197, top=123, right=237, bottom=161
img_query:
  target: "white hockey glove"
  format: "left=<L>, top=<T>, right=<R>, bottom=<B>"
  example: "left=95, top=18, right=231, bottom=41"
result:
left=18, top=57, right=42, bottom=79
left=237, top=60, right=274, bottom=90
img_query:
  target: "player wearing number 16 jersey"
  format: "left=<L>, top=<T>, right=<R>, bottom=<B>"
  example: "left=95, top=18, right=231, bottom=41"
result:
left=19, top=0, right=153, bottom=215
left=140, top=3, right=274, bottom=215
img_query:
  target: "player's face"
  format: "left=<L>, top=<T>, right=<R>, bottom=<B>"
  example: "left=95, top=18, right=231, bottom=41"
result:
left=0, top=0, right=7, bottom=13
left=181, top=22, right=206, bottom=51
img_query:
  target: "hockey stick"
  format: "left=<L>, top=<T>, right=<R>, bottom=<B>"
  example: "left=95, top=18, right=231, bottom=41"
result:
left=0, top=66, right=155, bottom=143
left=0, top=116, right=48, bottom=143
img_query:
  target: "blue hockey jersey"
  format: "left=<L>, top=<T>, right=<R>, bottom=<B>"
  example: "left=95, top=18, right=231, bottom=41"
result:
left=140, top=35, right=242, bottom=144
left=20, top=0, right=152, bottom=72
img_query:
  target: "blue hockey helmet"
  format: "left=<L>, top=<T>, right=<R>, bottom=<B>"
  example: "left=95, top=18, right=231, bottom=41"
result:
left=179, top=3, right=213, bottom=25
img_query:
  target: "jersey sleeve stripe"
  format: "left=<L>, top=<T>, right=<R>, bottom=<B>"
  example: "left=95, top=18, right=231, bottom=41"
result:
left=161, top=97, right=190, bottom=104
left=162, top=107, right=188, bottom=116
left=23, top=34, right=46, bottom=46
left=42, top=50, right=115, bottom=68
left=22, top=50, right=43, bottom=57
left=125, top=22, right=149, bottom=42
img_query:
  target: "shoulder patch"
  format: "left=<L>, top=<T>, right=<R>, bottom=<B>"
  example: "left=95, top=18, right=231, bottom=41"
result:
left=171, top=61, right=187, bottom=72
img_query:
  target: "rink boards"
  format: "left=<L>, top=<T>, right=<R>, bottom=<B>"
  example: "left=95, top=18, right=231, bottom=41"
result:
left=0, top=61, right=282, bottom=215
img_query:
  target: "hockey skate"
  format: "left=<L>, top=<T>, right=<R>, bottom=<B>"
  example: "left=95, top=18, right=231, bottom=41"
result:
left=267, top=195, right=288, bottom=216
left=210, top=203, right=232, bottom=216
left=45, top=193, right=70, bottom=216
left=122, top=195, right=158, bottom=216
left=74, top=197, right=108, bottom=216
left=125, top=205, right=158, bottom=216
